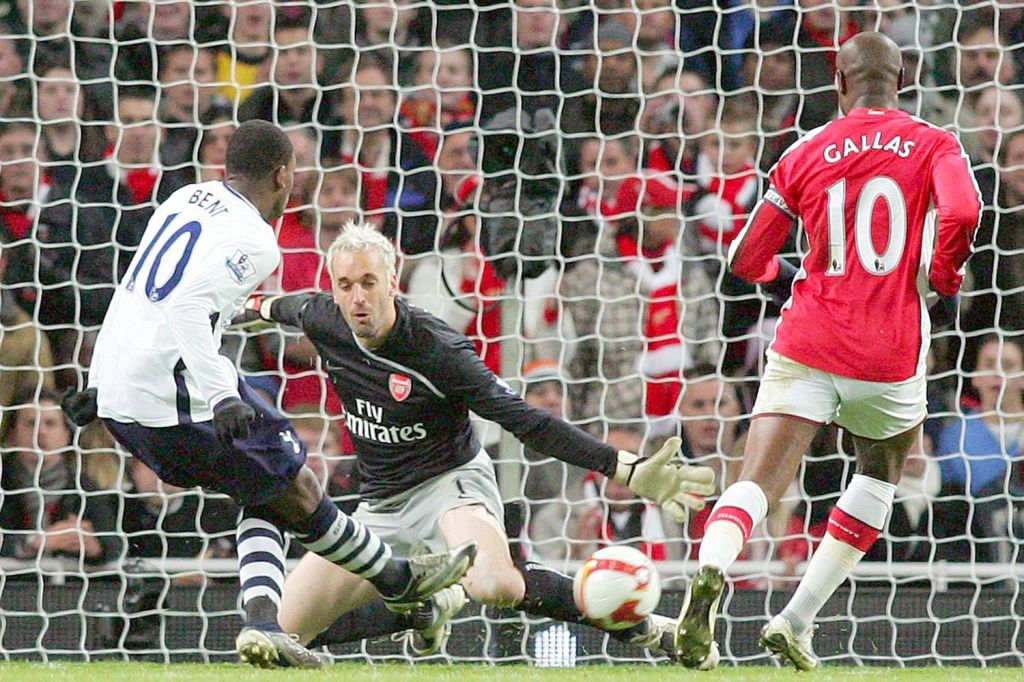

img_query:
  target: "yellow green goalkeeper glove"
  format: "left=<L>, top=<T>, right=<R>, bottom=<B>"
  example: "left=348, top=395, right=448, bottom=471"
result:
left=612, top=436, right=717, bottom=522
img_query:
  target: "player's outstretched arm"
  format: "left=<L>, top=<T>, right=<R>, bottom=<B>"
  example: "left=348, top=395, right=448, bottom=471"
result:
left=232, top=293, right=314, bottom=328
left=229, top=294, right=279, bottom=330
left=929, top=152, right=983, bottom=297
left=445, top=339, right=716, bottom=520
left=612, top=436, right=717, bottom=522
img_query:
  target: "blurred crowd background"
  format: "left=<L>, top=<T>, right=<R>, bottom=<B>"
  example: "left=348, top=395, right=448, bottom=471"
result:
left=1, top=0, right=1023, bottom=583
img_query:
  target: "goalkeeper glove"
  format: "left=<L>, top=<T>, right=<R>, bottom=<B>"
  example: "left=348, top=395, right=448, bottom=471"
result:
left=230, top=294, right=279, bottom=329
left=61, top=388, right=98, bottom=427
left=212, top=397, right=255, bottom=447
left=613, top=436, right=717, bottom=522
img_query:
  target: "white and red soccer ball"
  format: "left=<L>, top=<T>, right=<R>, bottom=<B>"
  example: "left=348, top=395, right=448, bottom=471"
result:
left=572, top=546, right=662, bottom=630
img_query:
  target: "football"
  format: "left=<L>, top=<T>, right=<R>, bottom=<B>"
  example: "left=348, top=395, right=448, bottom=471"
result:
left=572, top=546, right=662, bottom=630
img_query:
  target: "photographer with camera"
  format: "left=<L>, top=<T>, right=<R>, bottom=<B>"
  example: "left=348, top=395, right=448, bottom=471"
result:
left=471, top=107, right=562, bottom=283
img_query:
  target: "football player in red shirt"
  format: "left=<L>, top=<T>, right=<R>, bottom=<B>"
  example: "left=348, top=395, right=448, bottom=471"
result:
left=674, top=32, right=982, bottom=670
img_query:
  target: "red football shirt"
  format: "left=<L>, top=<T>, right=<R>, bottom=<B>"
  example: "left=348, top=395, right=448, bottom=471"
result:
left=731, top=108, right=981, bottom=382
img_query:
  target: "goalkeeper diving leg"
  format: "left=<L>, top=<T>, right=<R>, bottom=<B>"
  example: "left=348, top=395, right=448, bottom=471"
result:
left=440, top=505, right=675, bottom=656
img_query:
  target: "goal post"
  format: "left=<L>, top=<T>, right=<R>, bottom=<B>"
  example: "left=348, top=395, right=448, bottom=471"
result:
left=1, top=0, right=1022, bottom=666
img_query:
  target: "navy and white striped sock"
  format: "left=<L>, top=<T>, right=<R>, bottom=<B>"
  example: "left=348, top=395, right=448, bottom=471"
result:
left=237, top=512, right=286, bottom=614
left=292, top=495, right=394, bottom=581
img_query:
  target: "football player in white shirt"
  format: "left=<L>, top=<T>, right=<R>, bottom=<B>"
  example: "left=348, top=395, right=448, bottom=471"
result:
left=61, top=120, right=475, bottom=668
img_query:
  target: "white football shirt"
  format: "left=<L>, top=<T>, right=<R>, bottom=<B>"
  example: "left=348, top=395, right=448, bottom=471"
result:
left=90, top=181, right=280, bottom=426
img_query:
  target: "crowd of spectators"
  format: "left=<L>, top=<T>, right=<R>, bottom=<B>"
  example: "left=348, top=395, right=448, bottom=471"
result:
left=0, top=0, right=1023, bottom=582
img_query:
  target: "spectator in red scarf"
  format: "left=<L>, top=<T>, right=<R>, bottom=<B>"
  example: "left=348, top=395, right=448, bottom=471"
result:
left=0, top=121, right=48, bottom=319
left=0, top=121, right=43, bottom=243
left=106, top=86, right=160, bottom=204
left=692, top=96, right=760, bottom=259
left=562, top=173, right=720, bottom=433
left=335, top=55, right=440, bottom=256
left=400, top=44, right=476, bottom=161
left=639, top=66, right=716, bottom=179
left=404, top=126, right=504, bottom=375
left=264, top=163, right=363, bottom=416
left=693, top=96, right=787, bottom=373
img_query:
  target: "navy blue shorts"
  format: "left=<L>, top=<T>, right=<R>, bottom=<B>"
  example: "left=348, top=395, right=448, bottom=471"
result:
left=105, top=382, right=307, bottom=507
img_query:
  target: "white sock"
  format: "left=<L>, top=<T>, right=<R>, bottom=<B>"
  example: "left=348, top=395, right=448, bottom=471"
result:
left=781, top=474, right=896, bottom=634
left=698, top=480, right=769, bottom=571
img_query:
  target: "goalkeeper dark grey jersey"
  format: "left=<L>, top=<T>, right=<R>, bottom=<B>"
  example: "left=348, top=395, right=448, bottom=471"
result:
left=269, top=293, right=618, bottom=499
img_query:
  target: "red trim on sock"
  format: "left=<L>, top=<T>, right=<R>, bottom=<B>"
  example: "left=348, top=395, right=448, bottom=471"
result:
left=827, top=507, right=881, bottom=552
left=706, top=506, right=755, bottom=541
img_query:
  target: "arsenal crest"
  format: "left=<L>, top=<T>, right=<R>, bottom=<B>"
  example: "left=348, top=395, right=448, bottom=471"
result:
left=389, top=373, right=412, bottom=402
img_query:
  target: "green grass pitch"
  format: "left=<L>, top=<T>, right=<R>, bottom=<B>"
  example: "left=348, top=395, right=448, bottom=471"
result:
left=1, top=663, right=1022, bottom=682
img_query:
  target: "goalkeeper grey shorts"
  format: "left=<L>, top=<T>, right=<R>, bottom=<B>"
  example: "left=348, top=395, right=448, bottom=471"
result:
left=352, top=449, right=504, bottom=555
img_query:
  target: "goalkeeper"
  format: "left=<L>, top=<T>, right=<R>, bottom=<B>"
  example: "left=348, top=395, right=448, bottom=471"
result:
left=63, top=121, right=475, bottom=670
left=238, top=221, right=717, bottom=659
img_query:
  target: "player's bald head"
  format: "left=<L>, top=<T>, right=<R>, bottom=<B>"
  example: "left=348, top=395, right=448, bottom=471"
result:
left=835, top=32, right=903, bottom=111
left=836, top=32, right=902, bottom=90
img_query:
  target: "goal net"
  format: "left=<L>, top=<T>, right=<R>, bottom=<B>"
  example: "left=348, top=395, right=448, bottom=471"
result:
left=1, top=0, right=1023, bottom=667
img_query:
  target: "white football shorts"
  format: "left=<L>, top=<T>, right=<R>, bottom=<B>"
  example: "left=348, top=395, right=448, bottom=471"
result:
left=352, top=449, right=505, bottom=556
left=752, top=350, right=927, bottom=440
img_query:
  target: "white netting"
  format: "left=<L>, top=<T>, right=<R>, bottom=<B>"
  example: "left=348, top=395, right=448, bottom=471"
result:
left=1, top=0, right=1023, bottom=666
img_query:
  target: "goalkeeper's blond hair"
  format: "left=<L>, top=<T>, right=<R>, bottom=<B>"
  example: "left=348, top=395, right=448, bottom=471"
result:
left=327, top=220, right=398, bottom=282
